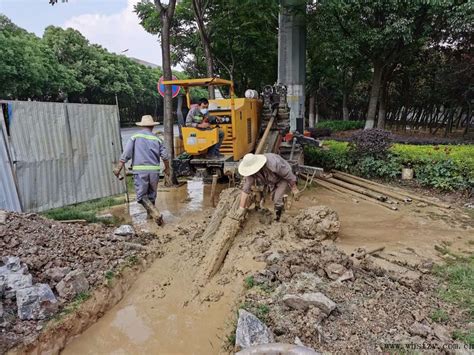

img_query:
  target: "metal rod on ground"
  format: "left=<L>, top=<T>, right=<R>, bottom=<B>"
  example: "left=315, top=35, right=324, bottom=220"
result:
left=58, top=220, right=88, bottom=225
left=332, top=172, right=411, bottom=203
left=321, top=176, right=388, bottom=202
left=210, top=174, right=218, bottom=208
left=351, top=246, right=386, bottom=259
left=332, top=170, right=451, bottom=209
left=315, top=178, right=398, bottom=211
left=300, top=173, right=345, bottom=197
left=255, top=108, right=278, bottom=154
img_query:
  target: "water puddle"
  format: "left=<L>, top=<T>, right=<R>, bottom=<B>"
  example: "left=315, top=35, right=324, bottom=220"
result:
left=110, top=177, right=226, bottom=232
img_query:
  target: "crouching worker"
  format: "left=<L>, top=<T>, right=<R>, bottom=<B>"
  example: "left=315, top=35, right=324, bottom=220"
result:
left=233, top=153, right=300, bottom=222
left=113, top=115, right=170, bottom=225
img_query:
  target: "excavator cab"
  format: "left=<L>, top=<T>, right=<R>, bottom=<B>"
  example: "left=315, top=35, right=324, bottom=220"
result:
left=162, top=78, right=262, bottom=178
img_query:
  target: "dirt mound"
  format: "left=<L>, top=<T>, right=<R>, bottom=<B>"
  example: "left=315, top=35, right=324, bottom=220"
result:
left=0, top=211, right=158, bottom=353
left=242, top=243, right=465, bottom=353
left=291, top=206, right=339, bottom=241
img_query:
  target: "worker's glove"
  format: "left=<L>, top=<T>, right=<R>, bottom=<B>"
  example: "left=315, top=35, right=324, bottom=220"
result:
left=291, top=186, right=301, bottom=201
left=113, top=167, right=121, bottom=179
left=229, top=207, right=246, bottom=221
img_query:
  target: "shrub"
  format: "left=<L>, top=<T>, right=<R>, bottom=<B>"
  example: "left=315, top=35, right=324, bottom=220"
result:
left=353, top=155, right=402, bottom=179
left=415, top=159, right=470, bottom=191
left=304, top=142, right=351, bottom=171
left=315, top=120, right=364, bottom=132
left=349, top=129, right=393, bottom=159
left=393, top=144, right=474, bottom=174
left=304, top=139, right=473, bottom=191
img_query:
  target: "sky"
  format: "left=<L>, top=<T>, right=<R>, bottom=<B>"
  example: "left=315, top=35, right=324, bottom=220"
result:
left=0, top=0, right=162, bottom=65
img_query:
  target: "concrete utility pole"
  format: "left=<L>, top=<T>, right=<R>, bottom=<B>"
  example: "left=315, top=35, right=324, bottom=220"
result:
left=278, top=0, right=306, bottom=133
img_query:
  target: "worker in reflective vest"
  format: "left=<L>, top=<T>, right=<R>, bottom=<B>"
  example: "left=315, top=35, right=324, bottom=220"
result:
left=114, top=115, right=170, bottom=217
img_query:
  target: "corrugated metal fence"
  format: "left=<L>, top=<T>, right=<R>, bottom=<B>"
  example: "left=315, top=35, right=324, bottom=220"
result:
left=0, top=109, right=22, bottom=212
left=0, top=101, right=125, bottom=212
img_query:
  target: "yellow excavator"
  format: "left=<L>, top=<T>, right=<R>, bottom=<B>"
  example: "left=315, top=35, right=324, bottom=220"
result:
left=163, top=78, right=261, bottom=161
left=163, top=77, right=317, bottom=180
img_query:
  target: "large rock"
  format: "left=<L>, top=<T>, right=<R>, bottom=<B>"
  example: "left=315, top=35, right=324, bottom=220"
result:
left=56, top=269, right=89, bottom=300
left=289, top=273, right=323, bottom=293
left=324, top=263, right=347, bottom=280
left=1, top=256, right=23, bottom=272
left=292, top=206, right=340, bottom=240
left=433, top=324, right=451, bottom=342
left=0, top=210, right=7, bottom=225
left=16, top=284, right=58, bottom=320
left=0, top=279, right=5, bottom=297
left=0, top=256, right=33, bottom=298
left=409, top=322, right=432, bottom=338
left=45, top=266, right=71, bottom=283
left=283, top=292, right=336, bottom=315
left=114, top=224, right=135, bottom=237
left=236, top=309, right=275, bottom=349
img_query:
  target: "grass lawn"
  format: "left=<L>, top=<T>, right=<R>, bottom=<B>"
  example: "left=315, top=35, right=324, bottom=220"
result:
left=42, top=195, right=126, bottom=225
left=435, top=254, right=474, bottom=345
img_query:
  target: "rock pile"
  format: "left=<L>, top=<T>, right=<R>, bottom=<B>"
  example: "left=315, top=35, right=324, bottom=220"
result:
left=1, top=256, right=58, bottom=321
left=0, top=210, right=156, bottom=353
left=242, top=243, right=465, bottom=353
left=0, top=212, right=154, bottom=288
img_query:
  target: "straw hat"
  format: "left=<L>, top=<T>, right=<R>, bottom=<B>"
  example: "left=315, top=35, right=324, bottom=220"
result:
left=238, top=153, right=267, bottom=177
left=136, top=115, right=159, bottom=127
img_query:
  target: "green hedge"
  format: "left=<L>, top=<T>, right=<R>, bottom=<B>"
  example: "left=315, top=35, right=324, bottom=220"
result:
left=315, top=120, right=365, bottom=132
left=305, top=141, right=474, bottom=191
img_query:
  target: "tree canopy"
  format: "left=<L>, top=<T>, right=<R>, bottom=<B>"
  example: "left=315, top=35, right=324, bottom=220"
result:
left=5, top=0, right=474, bottom=131
left=0, top=15, right=206, bottom=124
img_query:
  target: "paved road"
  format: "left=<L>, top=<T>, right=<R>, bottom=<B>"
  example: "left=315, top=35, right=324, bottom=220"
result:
left=120, top=125, right=180, bottom=144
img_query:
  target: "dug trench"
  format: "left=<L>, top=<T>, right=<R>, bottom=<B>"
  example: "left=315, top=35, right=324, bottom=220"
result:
left=3, top=181, right=474, bottom=354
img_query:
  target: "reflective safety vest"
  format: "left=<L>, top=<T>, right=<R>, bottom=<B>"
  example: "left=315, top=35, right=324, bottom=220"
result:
left=192, top=114, right=205, bottom=123
left=130, top=133, right=164, bottom=172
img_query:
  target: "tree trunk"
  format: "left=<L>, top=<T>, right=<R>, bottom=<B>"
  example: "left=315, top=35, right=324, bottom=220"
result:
left=342, top=92, right=349, bottom=121
left=376, top=85, right=386, bottom=129
left=191, top=0, right=215, bottom=99
left=315, top=96, right=320, bottom=125
left=159, top=1, right=178, bottom=185
left=365, top=61, right=383, bottom=129
left=308, top=94, right=315, bottom=128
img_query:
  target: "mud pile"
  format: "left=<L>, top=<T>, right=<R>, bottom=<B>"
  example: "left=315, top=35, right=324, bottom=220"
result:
left=242, top=243, right=465, bottom=353
left=0, top=211, right=157, bottom=353
left=292, top=206, right=340, bottom=241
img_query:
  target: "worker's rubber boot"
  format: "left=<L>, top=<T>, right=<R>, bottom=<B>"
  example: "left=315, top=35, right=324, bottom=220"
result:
left=275, top=206, right=284, bottom=222
left=141, top=198, right=163, bottom=226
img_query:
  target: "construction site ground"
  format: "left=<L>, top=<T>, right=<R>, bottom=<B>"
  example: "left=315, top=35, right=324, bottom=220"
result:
left=2, top=179, right=473, bottom=354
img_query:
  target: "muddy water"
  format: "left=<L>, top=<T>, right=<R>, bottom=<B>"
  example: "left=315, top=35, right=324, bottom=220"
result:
left=63, top=183, right=474, bottom=354
left=295, top=187, right=474, bottom=262
left=63, top=245, right=240, bottom=354
left=64, top=179, right=239, bottom=355
left=110, top=177, right=226, bottom=231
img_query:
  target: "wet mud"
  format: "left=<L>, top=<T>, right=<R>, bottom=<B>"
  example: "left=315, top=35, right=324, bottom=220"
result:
left=31, top=181, right=474, bottom=354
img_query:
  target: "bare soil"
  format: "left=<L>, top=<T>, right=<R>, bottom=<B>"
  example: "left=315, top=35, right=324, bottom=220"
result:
left=2, top=179, right=473, bottom=354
